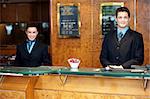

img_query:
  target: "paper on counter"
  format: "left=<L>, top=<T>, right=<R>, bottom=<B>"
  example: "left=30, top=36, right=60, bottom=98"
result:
left=108, top=65, right=124, bottom=69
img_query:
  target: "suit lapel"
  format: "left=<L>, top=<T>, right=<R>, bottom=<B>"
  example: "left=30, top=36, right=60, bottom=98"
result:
left=119, top=29, right=132, bottom=44
left=22, top=41, right=31, bottom=56
left=112, top=30, right=119, bottom=44
left=23, top=42, right=28, bottom=52
left=23, top=41, right=39, bottom=54
left=30, top=41, right=39, bottom=53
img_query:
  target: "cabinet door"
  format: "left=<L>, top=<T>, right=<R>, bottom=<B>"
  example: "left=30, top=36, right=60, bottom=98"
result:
left=32, top=2, right=49, bottom=22
left=40, top=2, right=49, bottom=22
left=1, top=4, right=16, bottom=22
left=17, top=3, right=32, bottom=22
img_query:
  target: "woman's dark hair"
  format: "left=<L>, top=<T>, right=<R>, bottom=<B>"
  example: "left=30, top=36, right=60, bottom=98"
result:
left=26, top=23, right=39, bottom=31
left=116, top=7, right=130, bottom=18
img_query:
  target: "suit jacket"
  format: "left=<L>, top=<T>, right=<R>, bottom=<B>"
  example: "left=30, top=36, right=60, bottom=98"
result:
left=100, top=28, right=144, bottom=69
left=15, top=40, right=50, bottom=67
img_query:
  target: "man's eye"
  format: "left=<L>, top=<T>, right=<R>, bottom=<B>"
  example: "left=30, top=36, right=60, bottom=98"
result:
left=124, top=16, right=128, bottom=19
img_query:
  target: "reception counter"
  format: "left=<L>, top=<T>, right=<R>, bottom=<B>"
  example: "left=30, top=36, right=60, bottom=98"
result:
left=0, top=66, right=150, bottom=99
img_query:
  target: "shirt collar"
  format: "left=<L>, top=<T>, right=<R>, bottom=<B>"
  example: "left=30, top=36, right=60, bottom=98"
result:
left=26, top=39, right=36, bottom=43
left=117, top=27, right=129, bottom=36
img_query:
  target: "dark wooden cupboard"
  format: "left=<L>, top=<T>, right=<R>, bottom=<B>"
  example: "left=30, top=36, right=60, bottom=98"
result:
left=0, top=1, right=49, bottom=22
left=0, top=0, right=50, bottom=54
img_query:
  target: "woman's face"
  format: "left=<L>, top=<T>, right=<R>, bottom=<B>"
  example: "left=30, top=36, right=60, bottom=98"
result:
left=116, top=11, right=130, bottom=29
left=26, top=27, right=38, bottom=41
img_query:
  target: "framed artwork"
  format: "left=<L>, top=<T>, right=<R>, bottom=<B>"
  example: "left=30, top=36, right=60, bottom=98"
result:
left=57, top=3, right=80, bottom=38
left=100, top=2, right=124, bottom=36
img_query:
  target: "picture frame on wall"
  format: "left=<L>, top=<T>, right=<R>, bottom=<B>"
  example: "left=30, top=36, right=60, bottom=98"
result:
left=57, top=3, right=80, bottom=38
left=100, top=2, right=124, bottom=37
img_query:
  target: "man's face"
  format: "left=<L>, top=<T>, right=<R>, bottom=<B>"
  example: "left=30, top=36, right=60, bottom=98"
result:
left=116, top=11, right=130, bottom=29
left=26, top=27, right=38, bottom=41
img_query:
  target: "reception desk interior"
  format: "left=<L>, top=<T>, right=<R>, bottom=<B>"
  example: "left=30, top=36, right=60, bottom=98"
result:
left=0, top=66, right=150, bottom=99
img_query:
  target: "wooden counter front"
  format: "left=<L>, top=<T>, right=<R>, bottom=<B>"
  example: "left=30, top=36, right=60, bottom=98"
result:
left=34, top=74, right=150, bottom=99
left=0, top=76, right=38, bottom=99
left=0, top=74, right=150, bottom=99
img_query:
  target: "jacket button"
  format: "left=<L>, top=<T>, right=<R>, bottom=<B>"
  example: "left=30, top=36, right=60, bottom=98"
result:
left=117, top=47, right=120, bottom=49
left=116, top=56, right=119, bottom=60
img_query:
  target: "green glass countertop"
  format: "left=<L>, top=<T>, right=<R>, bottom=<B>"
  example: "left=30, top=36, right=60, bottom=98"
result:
left=0, top=66, right=148, bottom=78
left=0, top=66, right=56, bottom=76
left=58, top=68, right=145, bottom=78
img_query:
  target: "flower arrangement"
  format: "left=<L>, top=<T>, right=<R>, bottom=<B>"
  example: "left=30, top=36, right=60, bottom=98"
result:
left=68, top=58, right=80, bottom=69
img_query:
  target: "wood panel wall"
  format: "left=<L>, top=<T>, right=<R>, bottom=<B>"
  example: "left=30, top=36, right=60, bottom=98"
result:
left=0, top=4, right=1, bottom=21
left=136, top=0, right=150, bottom=65
left=51, top=0, right=148, bottom=68
left=51, top=0, right=94, bottom=68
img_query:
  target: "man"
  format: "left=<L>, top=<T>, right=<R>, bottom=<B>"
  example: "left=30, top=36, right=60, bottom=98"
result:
left=100, top=7, right=144, bottom=69
left=15, top=24, right=50, bottom=67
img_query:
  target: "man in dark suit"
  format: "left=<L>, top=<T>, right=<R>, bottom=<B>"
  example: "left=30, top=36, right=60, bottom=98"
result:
left=100, top=7, right=144, bottom=69
left=15, top=24, right=50, bottom=67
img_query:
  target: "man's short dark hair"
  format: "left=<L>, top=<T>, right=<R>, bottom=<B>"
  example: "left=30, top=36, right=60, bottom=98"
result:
left=26, top=23, right=39, bottom=31
left=116, top=7, right=130, bottom=18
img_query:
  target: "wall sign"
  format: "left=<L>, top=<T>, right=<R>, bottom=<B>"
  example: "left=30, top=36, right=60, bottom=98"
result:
left=100, top=2, right=124, bottom=36
left=57, top=3, right=80, bottom=38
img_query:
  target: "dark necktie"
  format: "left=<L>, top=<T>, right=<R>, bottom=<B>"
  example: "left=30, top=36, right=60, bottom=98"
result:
left=29, top=41, right=32, bottom=47
left=118, top=32, right=123, bottom=41
left=27, top=40, right=35, bottom=53
left=27, top=41, right=32, bottom=52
